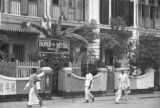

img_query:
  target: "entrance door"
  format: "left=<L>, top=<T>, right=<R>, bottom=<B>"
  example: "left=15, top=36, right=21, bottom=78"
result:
left=105, top=49, right=115, bottom=93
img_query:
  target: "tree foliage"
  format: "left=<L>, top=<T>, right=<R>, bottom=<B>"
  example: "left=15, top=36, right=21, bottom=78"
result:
left=100, top=17, right=132, bottom=67
left=133, top=35, right=160, bottom=71
left=27, top=16, right=97, bottom=71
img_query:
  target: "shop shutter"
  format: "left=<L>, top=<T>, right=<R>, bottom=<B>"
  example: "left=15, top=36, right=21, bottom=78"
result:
left=61, top=0, right=69, bottom=19
left=20, top=0, right=28, bottom=15
left=37, top=0, right=44, bottom=17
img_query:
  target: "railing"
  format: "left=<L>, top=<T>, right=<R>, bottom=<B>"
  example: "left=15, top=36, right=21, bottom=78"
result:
left=0, top=60, right=40, bottom=78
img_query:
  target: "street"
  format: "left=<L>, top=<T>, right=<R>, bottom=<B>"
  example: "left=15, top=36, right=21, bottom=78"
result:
left=0, top=93, right=160, bottom=108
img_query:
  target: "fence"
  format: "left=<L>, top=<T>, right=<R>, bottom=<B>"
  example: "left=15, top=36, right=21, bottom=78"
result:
left=0, top=60, right=40, bottom=78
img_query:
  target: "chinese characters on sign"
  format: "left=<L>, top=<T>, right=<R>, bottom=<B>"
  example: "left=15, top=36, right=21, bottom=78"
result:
left=39, top=39, right=69, bottom=54
left=0, top=78, right=16, bottom=95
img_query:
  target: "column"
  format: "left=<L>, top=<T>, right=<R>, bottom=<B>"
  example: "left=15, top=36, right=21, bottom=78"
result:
left=134, top=0, right=138, bottom=28
left=46, top=0, right=51, bottom=19
left=43, top=0, right=47, bottom=18
left=109, top=0, right=112, bottom=25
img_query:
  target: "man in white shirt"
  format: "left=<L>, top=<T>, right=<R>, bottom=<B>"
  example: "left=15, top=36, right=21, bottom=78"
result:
left=37, top=71, right=45, bottom=107
left=115, top=69, right=130, bottom=104
left=84, top=70, right=94, bottom=103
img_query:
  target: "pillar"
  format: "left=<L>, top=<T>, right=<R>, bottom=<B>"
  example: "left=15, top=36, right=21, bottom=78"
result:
left=109, top=0, right=112, bottom=25
left=134, top=0, right=138, bottom=28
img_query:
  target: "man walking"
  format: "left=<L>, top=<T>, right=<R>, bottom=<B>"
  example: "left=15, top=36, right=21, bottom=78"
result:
left=24, top=68, right=41, bottom=108
left=84, top=69, right=94, bottom=103
left=115, top=69, right=130, bottom=104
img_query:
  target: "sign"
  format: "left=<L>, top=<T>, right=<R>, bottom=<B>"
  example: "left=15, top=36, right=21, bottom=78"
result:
left=0, top=78, right=16, bottom=95
left=39, top=39, right=69, bottom=54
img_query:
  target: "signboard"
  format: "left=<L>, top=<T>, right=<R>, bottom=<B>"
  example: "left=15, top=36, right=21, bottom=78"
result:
left=0, top=77, right=16, bottom=95
left=39, top=39, right=69, bottom=54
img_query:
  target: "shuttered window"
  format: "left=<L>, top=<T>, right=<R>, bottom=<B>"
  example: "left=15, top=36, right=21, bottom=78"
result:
left=28, top=0, right=38, bottom=16
left=37, top=0, right=44, bottom=17
left=0, top=0, right=4, bottom=12
left=76, top=0, right=83, bottom=21
left=52, top=0, right=60, bottom=20
left=61, top=0, right=69, bottom=19
left=68, top=0, right=75, bottom=20
left=100, top=0, right=109, bottom=24
left=52, top=5, right=60, bottom=20
left=10, top=0, right=21, bottom=15
left=112, top=0, right=133, bottom=26
left=138, top=1, right=160, bottom=29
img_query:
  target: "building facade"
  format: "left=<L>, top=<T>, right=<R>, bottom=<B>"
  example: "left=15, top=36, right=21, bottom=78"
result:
left=0, top=0, right=100, bottom=62
left=0, top=0, right=160, bottom=62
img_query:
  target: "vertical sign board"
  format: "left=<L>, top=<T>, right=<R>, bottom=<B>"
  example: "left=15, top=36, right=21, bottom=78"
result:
left=39, top=39, right=69, bottom=54
left=0, top=11, right=1, bottom=26
left=45, top=73, right=52, bottom=92
left=0, top=76, right=16, bottom=95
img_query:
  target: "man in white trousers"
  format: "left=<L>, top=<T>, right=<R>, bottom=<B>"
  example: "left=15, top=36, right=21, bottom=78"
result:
left=115, top=69, right=130, bottom=104
left=84, top=69, right=94, bottom=103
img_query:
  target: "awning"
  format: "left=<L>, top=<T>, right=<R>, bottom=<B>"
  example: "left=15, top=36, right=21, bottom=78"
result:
left=0, top=23, right=40, bottom=34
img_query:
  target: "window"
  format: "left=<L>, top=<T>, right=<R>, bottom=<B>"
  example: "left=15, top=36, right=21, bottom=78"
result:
left=68, top=0, right=75, bottom=20
left=149, top=0, right=155, bottom=4
left=53, top=0, right=59, bottom=5
left=10, top=0, right=21, bottom=14
left=52, top=0, right=60, bottom=19
left=28, top=0, right=38, bottom=16
left=13, top=44, right=25, bottom=61
left=100, top=0, right=109, bottom=24
left=69, top=0, right=75, bottom=8
left=0, top=0, right=4, bottom=12
left=112, top=0, right=133, bottom=26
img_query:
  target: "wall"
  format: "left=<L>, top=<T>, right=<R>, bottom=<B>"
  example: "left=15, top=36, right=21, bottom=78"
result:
left=58, top=67, right=107, bottom=93
left=114, top=69, right=154, bottom=90
left=0, top=72, right=48, bottom=96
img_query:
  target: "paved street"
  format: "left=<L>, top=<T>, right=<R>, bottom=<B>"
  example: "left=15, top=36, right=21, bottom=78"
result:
left=0, top=93, right=160, bottom=108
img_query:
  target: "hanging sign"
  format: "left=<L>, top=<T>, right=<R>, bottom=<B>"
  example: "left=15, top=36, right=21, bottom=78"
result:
left=39, top=39, right=69, bottom=54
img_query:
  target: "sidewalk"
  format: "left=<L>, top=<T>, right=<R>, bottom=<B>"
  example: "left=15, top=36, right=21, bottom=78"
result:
left=0, top=92, right=160, bottom=108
